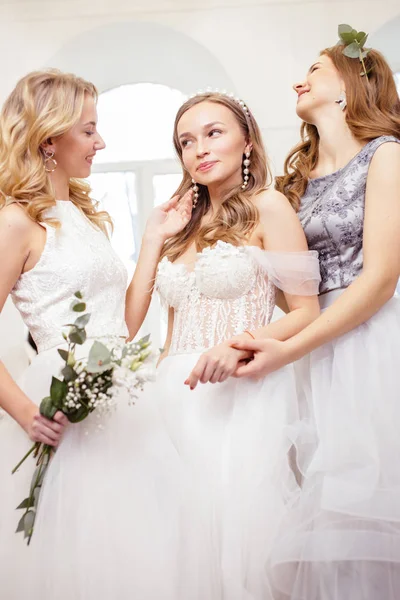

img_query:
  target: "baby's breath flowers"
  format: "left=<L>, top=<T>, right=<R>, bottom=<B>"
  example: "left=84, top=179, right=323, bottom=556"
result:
left=12, top=292, right=154, bottom=544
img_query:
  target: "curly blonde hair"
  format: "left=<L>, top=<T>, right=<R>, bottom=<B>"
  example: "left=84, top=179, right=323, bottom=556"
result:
left=276, top=45, right=400, bottom=210
left=161, top=93, right=271, bottom=262
left=0, top=69, right=112, bottom=233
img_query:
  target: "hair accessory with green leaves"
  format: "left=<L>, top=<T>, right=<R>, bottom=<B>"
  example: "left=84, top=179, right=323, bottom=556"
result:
left=338, top=24, right=371, bottom=79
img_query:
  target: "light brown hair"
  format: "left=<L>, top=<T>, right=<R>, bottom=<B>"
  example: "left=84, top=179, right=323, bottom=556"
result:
left=0, top=69, right=112, bottom=233
left=161, top=93, right=271, bottom=262
left=276, top=45, right=400, bottom=209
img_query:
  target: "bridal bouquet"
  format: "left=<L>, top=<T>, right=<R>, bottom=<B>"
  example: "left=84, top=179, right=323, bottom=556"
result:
left=13, top=291, right=155, bottom=544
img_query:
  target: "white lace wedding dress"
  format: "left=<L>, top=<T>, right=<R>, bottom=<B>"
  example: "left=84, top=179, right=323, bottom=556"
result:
left=0, top=201, right=183, bottom=600
left=154, top=240, right=320, bottom=599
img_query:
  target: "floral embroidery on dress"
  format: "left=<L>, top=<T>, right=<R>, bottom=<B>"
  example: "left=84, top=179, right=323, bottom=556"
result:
left=298, top=136, right=400, bottom=293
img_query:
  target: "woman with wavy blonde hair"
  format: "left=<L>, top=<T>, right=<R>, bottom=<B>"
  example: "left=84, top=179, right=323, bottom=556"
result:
left=125, top=91, right=321, bottom=598
left=0, top=69, right=193, bottom=599
left=233, top=38, right=400, bottom=599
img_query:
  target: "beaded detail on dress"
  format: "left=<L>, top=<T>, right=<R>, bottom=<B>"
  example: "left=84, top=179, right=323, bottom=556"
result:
left=11, top=201, right=128, bottom=353
left=156, top=241, right=275, bottom=356
left=298, top=136, right=400, bottom=294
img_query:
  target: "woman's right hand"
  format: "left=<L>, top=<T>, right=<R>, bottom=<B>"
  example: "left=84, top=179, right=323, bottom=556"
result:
left=144, top=189, right=193, bottom=243
left=25, top=407, right=68, bottom=447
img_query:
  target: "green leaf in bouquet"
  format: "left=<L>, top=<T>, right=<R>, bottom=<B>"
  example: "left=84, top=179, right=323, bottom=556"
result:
left=74, top=291, right=83, bottom=299
left=31, top=464, right=48, bottom=490
left=16, top=497, right=34, bottom=510
left=33, top=487, right=40, bottom=508
left=61, top=365, right=78, bottom=383
left=58, top=349, right=69, bottom=362
left=87, top=341, right=112, bottom=373
left=74, top=313, right=91, bottom=329
left=39, top=396, right=58, bottom=420
left=69, top=327, right=87, bottom=345
left=67, top=404, right=90, bottom=423
left=138, top=334, right=151, bottom=348
left=71, top=300, right=86, bottom=313
left=23, top=510, right=35, bottom=539
left=139, top=348, right=152, bottom=362
left=16, top=513, right=27, bottom=533
left=129, top=358, right=141, bottom=372
left=50, top=377, right=67, bottom=408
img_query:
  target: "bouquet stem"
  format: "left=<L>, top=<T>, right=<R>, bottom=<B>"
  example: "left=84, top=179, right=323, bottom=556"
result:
left=11, top=442, right=39, bottom=474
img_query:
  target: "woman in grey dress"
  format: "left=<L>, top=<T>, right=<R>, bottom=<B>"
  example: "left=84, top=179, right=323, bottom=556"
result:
left=230, top=42, right=400, bottom=599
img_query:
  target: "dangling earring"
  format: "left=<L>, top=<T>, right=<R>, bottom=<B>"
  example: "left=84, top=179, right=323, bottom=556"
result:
left=241, top=151, right=251, bottom=190
left=335, top=91, right=347, bottom=111
left=44, top=149, right=57, bottom=173
left=191, top=178, right=199, bottom=207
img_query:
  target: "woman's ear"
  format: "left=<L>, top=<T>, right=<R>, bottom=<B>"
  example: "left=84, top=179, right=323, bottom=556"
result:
left=40, top=138, right=55, bottom=155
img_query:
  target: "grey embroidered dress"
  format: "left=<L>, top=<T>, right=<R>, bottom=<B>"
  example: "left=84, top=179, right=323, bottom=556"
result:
left=272, top=136, right=400, bottom=600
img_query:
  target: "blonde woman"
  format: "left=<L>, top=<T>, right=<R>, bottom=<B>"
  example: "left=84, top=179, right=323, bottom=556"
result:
left=125, top=91, right=321, bottom=599
left=233, top=42, right=400, bottom=599
left=0, top=70, right=192, bottom=599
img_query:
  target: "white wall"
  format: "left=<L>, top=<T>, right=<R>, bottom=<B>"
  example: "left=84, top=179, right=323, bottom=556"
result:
left=1, top=0, right=399, bottom=362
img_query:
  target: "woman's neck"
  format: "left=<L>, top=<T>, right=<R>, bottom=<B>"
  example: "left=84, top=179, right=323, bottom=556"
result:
left=49, top=170, right=70, bottom=201
left=313, top=115, right=364, bottom=177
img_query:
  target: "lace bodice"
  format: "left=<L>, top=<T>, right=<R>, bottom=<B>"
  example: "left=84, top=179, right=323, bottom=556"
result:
left=11, top=201, right=128, bottom=353
left=298, top=136, right=400, bottom=294
left=155, top=241, right=320, bottom=356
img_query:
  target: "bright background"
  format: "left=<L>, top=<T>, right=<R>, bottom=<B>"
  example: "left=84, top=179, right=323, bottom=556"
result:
left=1, top=0, right=399, bottom=375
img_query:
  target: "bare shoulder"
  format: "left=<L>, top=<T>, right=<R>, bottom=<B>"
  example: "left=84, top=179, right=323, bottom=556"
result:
left=253, top=189, right=297, bottom=219
left=0, top=204, right=40, bottom=248
left=0, top=203, right=36, bottom=238
left=252, top=189, right=307, bottom=252
left=369, top=140, right=400, bottom=173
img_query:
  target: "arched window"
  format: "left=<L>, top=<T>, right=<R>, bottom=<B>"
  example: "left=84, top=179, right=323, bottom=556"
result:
left=89, top=83, right=187, bottom=344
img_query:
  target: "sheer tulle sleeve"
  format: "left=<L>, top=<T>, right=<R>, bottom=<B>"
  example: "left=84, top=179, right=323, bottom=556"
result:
left=247, top=247, right=320, bottom=296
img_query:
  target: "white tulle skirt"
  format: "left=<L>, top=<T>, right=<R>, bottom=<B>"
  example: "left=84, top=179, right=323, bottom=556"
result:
left=156, top=352, right=302, bottom=600
left=0, top=343, right=184, bottom=600
left=271, top=291, right=400, bottom=600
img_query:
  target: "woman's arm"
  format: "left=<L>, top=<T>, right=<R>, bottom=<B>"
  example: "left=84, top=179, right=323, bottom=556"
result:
left=185, top=190, right=320, bottom=388
left=125, top=192, right=192, bottom=340
left=233, top=142, right=400, bottom=378
left=237, top=190, right=320, bottom=343
left=0, top=205, right=67, bottom=444
left=157, top=307, right=174, bottom=366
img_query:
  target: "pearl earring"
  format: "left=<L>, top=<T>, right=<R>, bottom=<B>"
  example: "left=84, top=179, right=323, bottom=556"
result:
left=335, top=91, right=347, bottom=111
left=191, top=179, right=199, bottom=207
left=241, top=151, right=251, bottom=190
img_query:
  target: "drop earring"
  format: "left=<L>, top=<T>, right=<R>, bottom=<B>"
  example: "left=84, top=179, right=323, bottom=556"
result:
left=191, top=178, right=199, bottom=207
left=241, top=151, right=251, bottom=190
left=43, top=149, right=57, bottom=172
left=335, top=91, right=347, bottom=111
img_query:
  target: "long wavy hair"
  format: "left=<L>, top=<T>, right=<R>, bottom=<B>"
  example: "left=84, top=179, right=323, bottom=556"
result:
left=0, top=69, right=112, bottom=233
left=161, top=93, right=271, bottom=262
left=276, top=45, right=400, bottom=210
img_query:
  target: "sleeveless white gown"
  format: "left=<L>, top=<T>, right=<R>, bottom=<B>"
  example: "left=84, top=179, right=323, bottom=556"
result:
left=0, top=201, right=184, bottom=599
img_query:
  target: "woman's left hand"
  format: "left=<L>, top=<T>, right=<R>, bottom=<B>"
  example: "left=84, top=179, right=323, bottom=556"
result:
left=184, top=343, right=251, bottom=390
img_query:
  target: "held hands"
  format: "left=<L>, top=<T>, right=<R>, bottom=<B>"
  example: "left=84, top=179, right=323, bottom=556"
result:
left=145, top=190, right=193, bottom=243
left=230, top=338, right=292, bottom=379
left=26, top=407, right=68, bottom=447
left=184, top=341, right=253, bottom=390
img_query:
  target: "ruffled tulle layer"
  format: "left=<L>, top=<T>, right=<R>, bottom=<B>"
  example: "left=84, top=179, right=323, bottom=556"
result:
left=272, top=294, right=400, bottom=599
left=156, top=353, right=302, bottom=600
left=0, top=345, right=184, bottom=600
